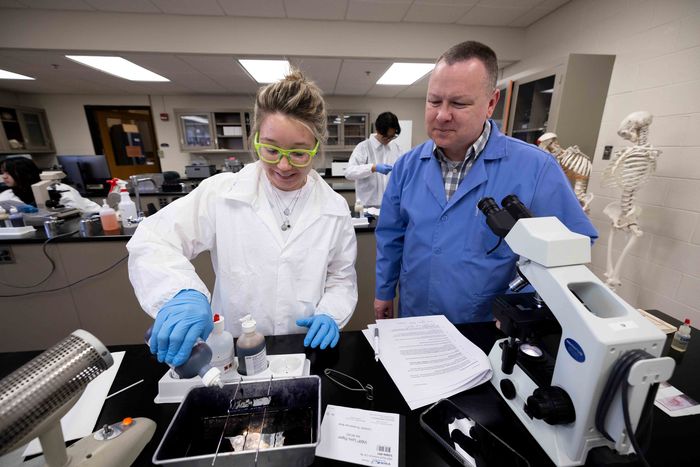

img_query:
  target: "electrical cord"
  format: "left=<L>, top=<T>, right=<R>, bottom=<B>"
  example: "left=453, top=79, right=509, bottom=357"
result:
left=594, top=349, right=656, bottom=467
left=0, top=230, right=129, bottom=297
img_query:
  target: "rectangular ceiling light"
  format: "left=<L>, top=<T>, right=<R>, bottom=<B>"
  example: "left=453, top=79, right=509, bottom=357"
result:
left=0, top=69, right=34, bottom=80
left=239, top=59, right=290, bottom=83
left=65, top=55, right=169, bottom=82
left=377, top=63, right=435, bottom=85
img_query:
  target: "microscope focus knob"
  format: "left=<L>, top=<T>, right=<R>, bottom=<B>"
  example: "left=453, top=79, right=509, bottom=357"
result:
left=524, top=386, right=575, bottom=425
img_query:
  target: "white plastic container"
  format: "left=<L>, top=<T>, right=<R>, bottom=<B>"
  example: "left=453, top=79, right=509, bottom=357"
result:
left=118, top=189, right=138, bottom=228
left=671, top=318, right=692, bottom=352
left=206, top=314, right=235, bottom=374
left=99, top=199, right=119, bottom=232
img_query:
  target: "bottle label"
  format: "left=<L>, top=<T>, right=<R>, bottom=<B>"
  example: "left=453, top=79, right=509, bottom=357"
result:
left=244, top=348, right=268, bottom=375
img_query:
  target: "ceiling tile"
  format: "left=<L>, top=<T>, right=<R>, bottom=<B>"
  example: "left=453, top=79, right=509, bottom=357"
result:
left=290, top=57, right=342, bottom=94
left=19, top=0, right=94, bottom=11
left=0, top=0, right=29, bottom=8
left=285, top=0, right=348, bottom=20
left=346, top=0, right=411, bottom=22
left=476, top=0, right=542, bottom=8
left=120, top=53, right=197, bottom=75
left=200, top=72, right=260, bottom=93
left=149, top=0, right=225, bottom=16
left=217, top=0, right=286, bottom=18
left=178, top=54, right=245, bottom=74
left=366, top=84, right=404, bottom=98
left=457, top=5, right=529, bottom=26
left=395, top=76, right=430, bottom=98
left=403, top=3, right=472, bottom=23
left=413, top=0, right=476, bottom=5
left=83, top=0, right=161, bottom=13
left=508, top=7, right=553, bottom=27
left=334, top=59, right=391, bottom=95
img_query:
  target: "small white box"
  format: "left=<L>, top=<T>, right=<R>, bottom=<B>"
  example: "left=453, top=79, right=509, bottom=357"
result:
left=223, top=126, right=243, bottom=136
left=331, top=162, right=348, bottom=176
left=0, top=226, right=36, bottom=238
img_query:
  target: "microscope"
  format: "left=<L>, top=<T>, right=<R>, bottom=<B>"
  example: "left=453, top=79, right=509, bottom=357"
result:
left=30, top=170, right=80, bottom=218
left=478, top=195, right=674, bottom=466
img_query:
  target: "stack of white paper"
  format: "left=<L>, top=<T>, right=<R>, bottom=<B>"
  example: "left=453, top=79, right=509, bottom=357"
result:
left=363, top=315, right=492, bottom=410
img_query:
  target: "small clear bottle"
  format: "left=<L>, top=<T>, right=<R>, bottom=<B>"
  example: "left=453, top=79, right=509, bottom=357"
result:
left=236, top=314, right=267, bottom=376
left=671, top=319, right=692, bottom=352
left=206, top=314, right=235, bottom=374
left=99, top=199, right=119, bottom=232
left=145, top=326, right=223, bottom=387
left=354, top=200, right=364, bottom=218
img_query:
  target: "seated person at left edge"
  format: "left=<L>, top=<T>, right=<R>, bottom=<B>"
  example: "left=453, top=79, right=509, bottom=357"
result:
left=127, top=69, right=358, bottom=368
left=0, top=157, right=100, bottom=212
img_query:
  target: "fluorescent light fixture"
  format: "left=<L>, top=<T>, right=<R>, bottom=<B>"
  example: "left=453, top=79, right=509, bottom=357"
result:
left=65, top=55, right=169, bottom=82
left=540, top=88, right=554, bottom=94
left=239, top=59, right=290, bottom=83
left=0, top=69, right=34, bottom=80
left=377, top=63, right=434, bottom=85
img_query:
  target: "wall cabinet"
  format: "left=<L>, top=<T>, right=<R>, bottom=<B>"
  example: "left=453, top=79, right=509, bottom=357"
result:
left=506, top=54, right=615, bottom=157
left=326, top=112, right=369, bottom=149
left=175, top=110, right=251, bottom=152
left=0, top=105, right=55, bottom=153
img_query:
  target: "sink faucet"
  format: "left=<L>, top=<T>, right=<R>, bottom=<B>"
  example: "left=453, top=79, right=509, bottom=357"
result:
left=129, top=176, right=158, bottom=222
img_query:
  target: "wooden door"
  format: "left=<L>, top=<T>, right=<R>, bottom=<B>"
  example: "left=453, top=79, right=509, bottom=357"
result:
left=94, top=109, right=161, bottom=180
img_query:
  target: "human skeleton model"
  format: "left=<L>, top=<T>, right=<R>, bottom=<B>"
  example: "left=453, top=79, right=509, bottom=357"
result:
left=601, top=111, right=661, bottom=290
left=537, top=133, right=593, bottom=212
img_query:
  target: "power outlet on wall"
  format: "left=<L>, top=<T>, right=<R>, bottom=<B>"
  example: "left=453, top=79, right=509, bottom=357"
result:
left=602, top=145, right=613, bottom=160
left=0, top=246, right=15, bottom=264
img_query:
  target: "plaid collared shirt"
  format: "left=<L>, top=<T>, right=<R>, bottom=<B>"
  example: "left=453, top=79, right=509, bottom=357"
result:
left=435, top=121, right=491, bottom=200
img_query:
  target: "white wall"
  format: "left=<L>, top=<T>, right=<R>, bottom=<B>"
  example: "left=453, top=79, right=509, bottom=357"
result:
left=14, top=92, right=426, bottom=173
left=503, top=0, right=700, bottom=325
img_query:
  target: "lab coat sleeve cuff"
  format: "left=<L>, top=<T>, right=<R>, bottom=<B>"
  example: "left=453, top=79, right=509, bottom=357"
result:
left=375, top=288, right=396, bottom=301
left=144, top=285, right=211, bottom=318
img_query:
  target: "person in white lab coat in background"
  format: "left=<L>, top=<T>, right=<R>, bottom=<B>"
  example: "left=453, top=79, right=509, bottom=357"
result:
left=127, top=69, right=358, bottom=367
left=344, top=112, right=403, bottom=207
left=0, top=156, right=100, bottom=212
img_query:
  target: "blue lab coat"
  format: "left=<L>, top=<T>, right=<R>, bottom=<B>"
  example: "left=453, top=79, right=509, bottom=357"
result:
left=375, top=121, right=598, bottom=323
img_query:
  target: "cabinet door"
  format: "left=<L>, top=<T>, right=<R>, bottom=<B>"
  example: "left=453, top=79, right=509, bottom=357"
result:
left=327, top=113, right=341, bottom=146
left=176, top=112, right=215, bottom=150
left=213, top=112, right=245, bottom=150
left=17, top=110, right=54, bottom=152
left=342, top=113, right=368, bottom=148
left=0, top=107, right=25, bottom=152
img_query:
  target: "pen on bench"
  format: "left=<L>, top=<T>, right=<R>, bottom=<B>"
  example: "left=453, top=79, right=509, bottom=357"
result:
left=374, top=327, right=380, bottom=361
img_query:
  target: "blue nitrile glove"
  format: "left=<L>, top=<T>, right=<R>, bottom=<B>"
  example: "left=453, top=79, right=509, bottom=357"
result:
left=296, top=314, right=340, bottom=350
left=17, top=204, right=38, bottom=213
left=375, top=164, right=392, bottom=175
left=149, top=289, right=213, bottom=367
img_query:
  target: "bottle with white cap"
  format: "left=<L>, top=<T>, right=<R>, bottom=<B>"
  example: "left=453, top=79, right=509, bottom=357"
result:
left=236, top=314, right=267, bottom=376
left=145, top=326, right=223, bottom=387
left=206, top=313, right=235, bottom=374
left=117, top=183, right=138, bottom=228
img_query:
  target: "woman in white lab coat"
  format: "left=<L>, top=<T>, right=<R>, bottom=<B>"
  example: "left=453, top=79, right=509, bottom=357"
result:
left=0, top=157, right=100, bottom=212
left=127, top=69, right=358, bottom=367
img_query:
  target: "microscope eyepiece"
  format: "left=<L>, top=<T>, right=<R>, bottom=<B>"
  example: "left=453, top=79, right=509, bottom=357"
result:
left=501, top=194, right=532, bottom=220
left=478, top=197, right=501, bottom=216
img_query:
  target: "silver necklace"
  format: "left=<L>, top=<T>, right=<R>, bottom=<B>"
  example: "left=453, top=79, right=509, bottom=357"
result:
left=271, top=187, right=303, bottom=231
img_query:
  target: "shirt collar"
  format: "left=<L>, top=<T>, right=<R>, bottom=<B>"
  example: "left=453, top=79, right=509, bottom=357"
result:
left=433, top=120, right=491, bottom=162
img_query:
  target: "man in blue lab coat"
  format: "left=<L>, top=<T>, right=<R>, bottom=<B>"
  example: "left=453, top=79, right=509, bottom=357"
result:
left=374, top=41, right=597, bottom=323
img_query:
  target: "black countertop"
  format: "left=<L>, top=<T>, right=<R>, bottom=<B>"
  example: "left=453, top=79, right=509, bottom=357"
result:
left=0, top=311, right=697, bottom=466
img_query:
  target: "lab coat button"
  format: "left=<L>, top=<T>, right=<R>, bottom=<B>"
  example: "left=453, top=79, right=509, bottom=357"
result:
left=434, top=248, right=441, bottom=254
left=440, top=215, right=447, bottom=222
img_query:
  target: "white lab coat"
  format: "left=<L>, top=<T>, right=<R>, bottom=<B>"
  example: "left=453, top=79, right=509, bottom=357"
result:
left=127, top=162, right=358, bottom=337
left=0, top=183, right=100, bottom=213
left=344, top=135, right=402, bottom=206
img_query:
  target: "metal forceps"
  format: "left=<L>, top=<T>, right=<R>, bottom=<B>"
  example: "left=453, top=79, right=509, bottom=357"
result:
left=211, top=378, right=242, bottom=466
left=324, top=368, right=374, bottom=400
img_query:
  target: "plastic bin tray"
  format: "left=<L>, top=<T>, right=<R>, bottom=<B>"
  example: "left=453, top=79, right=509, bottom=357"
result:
left=153, top=375, right=321, bottom=467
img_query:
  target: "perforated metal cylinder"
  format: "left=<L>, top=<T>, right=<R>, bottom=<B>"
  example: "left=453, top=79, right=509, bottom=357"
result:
left=0, top=330, right=113, bottom=455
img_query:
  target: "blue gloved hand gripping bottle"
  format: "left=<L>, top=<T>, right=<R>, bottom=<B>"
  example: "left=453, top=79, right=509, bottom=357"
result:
left=145, top=326, right=223, bottom=387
